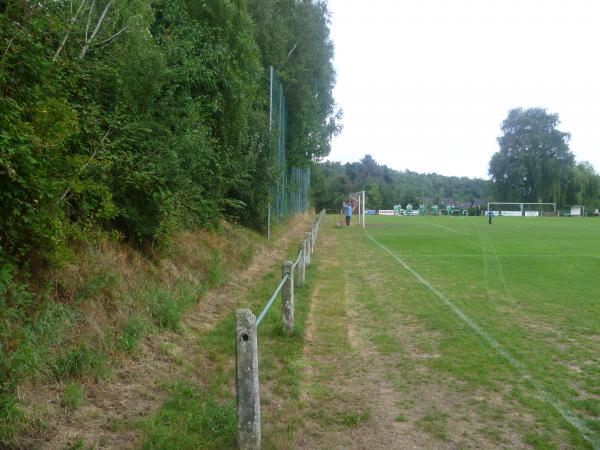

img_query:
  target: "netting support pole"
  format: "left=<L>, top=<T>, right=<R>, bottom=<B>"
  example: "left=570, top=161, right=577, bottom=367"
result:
left=362, top=190, right=366, bottom=228
left=235, top=309, right=261, bottom=450
left=282, top=261, right=294, bottom=334
left=267, top=204, right=271, bottom=241
left=267, top=65, right=274, bottom=240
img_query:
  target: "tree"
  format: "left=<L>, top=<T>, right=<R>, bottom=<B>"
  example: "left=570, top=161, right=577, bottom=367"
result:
left=1, top=0, right=337, bottom=263
left=312, top=156, right=490, bottom=211
left=489, top=108, right=573, bottom=204
left=366, top=182, right=383, bottom=210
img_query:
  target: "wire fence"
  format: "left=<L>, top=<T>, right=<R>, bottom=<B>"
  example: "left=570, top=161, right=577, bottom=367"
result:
left=235, top=210, right=325, bottom=449
left=268, top=67, right=310, bottom=237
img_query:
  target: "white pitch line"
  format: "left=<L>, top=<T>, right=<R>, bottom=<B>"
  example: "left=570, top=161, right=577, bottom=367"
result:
left=414, top=221, right=469, bottom=235
left=480, top=230, right=512, bottom=298
left=384, top=254, right=600, bottom=259
left=366, top=233, right=600, bottom=449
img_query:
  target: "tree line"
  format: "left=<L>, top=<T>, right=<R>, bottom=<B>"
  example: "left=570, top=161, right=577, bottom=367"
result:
left=312, top=154, right=491, bottom=211
left=0, top=0, right=339, bottom=265
left=313, top=108, right=600, bottom=212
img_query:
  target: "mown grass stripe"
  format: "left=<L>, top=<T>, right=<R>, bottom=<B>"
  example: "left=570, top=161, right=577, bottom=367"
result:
left=413, top=221, right=471, bottom=235
left=366, top=232, right=600, bottom=450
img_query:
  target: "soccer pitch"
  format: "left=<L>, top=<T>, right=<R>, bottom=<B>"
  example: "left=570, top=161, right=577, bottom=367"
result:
left=306, top=214, right=600, bottom=448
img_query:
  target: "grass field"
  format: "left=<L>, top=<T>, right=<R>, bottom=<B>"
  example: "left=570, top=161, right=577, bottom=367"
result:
left=297, top=214, right=600, bottom=449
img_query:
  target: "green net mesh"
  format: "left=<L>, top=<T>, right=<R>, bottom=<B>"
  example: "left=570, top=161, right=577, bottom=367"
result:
left=270, top=68, right=310, bottom=227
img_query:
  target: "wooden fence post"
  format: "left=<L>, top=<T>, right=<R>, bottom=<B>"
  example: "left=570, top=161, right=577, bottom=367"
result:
left=282, top=261, right=294, bottom=333
left=235, top=309, right=261, bottom=450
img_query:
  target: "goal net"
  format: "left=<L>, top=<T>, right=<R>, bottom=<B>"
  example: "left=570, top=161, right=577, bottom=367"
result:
left=487, top=202, right=557, bottom=217
left=349, top=191, right=366, bottom=228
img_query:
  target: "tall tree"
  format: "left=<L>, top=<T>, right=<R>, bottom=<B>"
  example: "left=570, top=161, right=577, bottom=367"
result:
left=489, top=108, right=573, bottom=203
left=248, top=0, right=341, bottom=166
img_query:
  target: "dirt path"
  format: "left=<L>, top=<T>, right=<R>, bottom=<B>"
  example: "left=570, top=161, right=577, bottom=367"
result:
left=23, top=216, right=312, bottom=450
left=295, top=220, right=533, bottom=449
left=296, top=230, right=434, bottom=449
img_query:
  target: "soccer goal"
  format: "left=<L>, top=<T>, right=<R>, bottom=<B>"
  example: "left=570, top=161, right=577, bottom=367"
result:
left=487, top=202, right=557, bottom=217
left=349, top=191, right=366, bottom=228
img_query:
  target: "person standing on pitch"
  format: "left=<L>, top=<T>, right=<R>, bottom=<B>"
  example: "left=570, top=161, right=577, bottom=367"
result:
left=343, top=201, right=353, bottom=226
left=488, top=209, right=494, bottom=225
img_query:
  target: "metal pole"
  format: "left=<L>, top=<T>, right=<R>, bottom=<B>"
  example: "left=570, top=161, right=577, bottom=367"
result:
left=362, top=190, right=366, bottom=228
left=267, top=66, right=274, bottom=240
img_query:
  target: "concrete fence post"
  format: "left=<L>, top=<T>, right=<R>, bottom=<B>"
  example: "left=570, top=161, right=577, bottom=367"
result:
left=235, top=309, right=261, bottom=450
left=282, top=261, right=294, bottom=333
left=310, top=225, right=315, bottom=254
left=298, top=245, right=305, bottom=287
left=304, top=233, right=311, bottom=266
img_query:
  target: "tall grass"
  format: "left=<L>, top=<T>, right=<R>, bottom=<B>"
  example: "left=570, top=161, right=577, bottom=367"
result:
left=1, top=221, right=262, bottom=446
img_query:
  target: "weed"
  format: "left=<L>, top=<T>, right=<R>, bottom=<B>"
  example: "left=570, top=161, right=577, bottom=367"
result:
left=159, top=342, right=184, bottom=366
left=74, top=272, right=118, bottom=303
left=148, top=290, right=184, bottom=331
left=64, top=437, right=86, bottom=450
left=416, top=408, right=449, bottom=440
left=333, top=410, right=371, bottom=428
left=0, top=393, right=23, bottom=446
left=206, top=252, right=228, bottom=288
left=61, top=383, right=84, bottom=409
left=117, top=314, right=148, bottom=353
left=54, top=344, right=106, bottom=380
left=240, top=246, right=255, bottom=267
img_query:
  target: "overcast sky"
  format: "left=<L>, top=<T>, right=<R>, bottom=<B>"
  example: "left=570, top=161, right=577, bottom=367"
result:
left=326, top=0, right=600, bottom=179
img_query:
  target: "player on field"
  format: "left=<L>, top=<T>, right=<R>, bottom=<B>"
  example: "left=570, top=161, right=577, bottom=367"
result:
left=343, top=201, right=353, bottom=226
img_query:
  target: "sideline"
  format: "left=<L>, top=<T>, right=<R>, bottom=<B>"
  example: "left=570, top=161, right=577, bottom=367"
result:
left=384, top=253, right=600, bottom=258
left=366, top=232, right=600, bottom=449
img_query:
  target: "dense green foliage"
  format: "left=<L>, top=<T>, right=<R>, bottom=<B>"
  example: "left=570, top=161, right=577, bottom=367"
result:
left=489, top=108, right=600, bottom=207
left=0, top=0, right=338, bottom=264
left=312, top=155, right=491, bottom=210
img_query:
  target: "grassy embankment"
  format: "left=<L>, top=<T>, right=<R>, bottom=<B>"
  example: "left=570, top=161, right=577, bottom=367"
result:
left=1, top=216, right=317, bottom=449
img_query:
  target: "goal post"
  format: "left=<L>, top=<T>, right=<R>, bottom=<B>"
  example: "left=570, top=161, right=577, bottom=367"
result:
left=349, top=191, right=366, bottom=228
left=487, top=202, right=556, bottom=217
